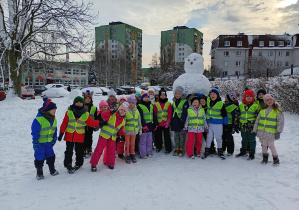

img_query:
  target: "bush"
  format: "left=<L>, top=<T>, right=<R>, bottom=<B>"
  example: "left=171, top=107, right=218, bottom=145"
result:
left=211, top=75, right=299, bottom=114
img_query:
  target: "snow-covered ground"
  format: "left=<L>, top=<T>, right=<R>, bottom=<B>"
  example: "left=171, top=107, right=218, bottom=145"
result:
left=1, top=93, right=299, bottom=210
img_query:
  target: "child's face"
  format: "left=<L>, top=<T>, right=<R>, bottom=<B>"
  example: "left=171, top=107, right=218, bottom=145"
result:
left=160, top=94, right=166, bottom=99
left=48, top=109, right=56, bottom=116
left=101, top=105, right=109, bottom=111
left=85, top=97, right=91, bottom=104
left=155, top=95, right=159, bottom=99
left=75, top=101, right=84, bottom=107
left=210, top=92, right=217, bottom=101
left=129, top=102, right=135, bottom=108
left=143, top=96, right=149, bottom=102
left=200, top=99, right=206, bottom=106
left=174, top=92, right=182, bottom=99
left=119, top=109, right=126, bottom=116
left=109, top=95, right=116, bottom=101
left=119, top=99, right=126, bottom=105
left=258, top=93, right=264, bottom=99
left=192, top=100, right=200, bottom=108
left=148, top=91, right=154, bottom=96
left=266, top=98, right=274, bottom=106
left=245, top=95, right=253, bottom=102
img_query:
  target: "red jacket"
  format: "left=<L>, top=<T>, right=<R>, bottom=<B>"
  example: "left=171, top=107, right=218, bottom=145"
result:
left=154, top=101, right=172, bottom=127
left=101, top=111, right=126, bottom=137
left=60, top=111, right=100, bottom=143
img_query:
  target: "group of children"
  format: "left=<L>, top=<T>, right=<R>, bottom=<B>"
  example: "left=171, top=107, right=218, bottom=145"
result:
left=31, top=87, right=284, bottom=180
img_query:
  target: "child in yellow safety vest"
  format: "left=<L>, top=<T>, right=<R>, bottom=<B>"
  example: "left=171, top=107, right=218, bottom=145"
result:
left=90, top=103, right=129, bottom=171
left=154, top=88, right=172, bottom=154
left=124, top=95, right=142, bottom=164
left=31, top=98, right=58, bottom=180
left=253, top=94, right=284, bottom=166
left=235, top=90, right=259, bottom=160
left=183, top=96, right=208, bottom=159
left=116, top=96, right=127, bottom=160
left=58, top=96, right=101, bottom=174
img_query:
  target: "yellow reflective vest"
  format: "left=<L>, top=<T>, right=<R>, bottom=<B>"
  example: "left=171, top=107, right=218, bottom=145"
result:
left=66, top=110, right=89, bottom=134
left=155, top=101, right=171, bottom=123
left=89, top=106, right=97, bottom=120
left=187, top=108, right=205, bottom=128
left=239, top=103, right=258, bottom=123
left=206, top=97, right=224, bottom=119
left=172, top=99, right=187, bottom=118
left=100, top=114, right=125, bottom=141
left=257, top=108, right=280, bottom=133
left=36, top=117, right=57, bottom=143
left=138, top=104, right=153, bottom=123
left=225, top=104, right=238, bottom=124
left=125, top=109, right=140, bottom=131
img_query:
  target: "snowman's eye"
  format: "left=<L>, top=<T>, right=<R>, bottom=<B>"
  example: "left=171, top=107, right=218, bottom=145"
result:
left=188, top=59, right=190, bottom=61
left=194, top=59, right=196, bottom=61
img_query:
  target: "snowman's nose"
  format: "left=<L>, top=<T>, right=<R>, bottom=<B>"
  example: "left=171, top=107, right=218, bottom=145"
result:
left=191, top=62, right=193, bottom=65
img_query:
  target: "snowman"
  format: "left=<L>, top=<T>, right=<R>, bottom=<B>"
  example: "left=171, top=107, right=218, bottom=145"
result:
left=173, top=53, right=210, bottom=96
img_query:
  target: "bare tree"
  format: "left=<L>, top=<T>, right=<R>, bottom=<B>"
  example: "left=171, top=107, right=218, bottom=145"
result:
left=0, top=0, right=98, bottom=96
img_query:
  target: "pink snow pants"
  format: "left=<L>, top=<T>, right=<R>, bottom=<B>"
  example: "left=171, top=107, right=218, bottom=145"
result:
left=90, top=136, right=116, bottom=167
left=186, top=132, right=203, bottom=157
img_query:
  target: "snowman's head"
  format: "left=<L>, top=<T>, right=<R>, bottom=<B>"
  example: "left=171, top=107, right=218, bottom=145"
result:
left=184, top=53, right=204, bottom=74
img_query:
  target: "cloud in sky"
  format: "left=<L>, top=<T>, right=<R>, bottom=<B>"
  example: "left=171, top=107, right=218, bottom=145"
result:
left=73, top=0, right=299, bottom=68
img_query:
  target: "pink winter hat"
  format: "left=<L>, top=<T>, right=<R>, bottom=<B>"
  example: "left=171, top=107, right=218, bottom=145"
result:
left=127, top=95, right=136, bottom=104
left=118, top=102, right=129, bottom=113
left=117, top=96, right=127, bottom=104
left=263, top=94, right=275, bottom=102
left=99, top=100, right=109, bottom=111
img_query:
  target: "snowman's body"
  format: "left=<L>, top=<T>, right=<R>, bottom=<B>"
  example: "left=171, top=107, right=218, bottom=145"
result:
left=173, top=53, right=210, bottom=96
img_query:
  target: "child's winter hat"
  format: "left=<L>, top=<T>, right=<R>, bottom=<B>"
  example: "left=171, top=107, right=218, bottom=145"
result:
left=148, top=88, right=155, bottom=94
left=127, top=95, right=136, bottom=104
left=191, top=96, right=200, bottom=104
left=83, top=90, right=93, bottom=99
left=140, top=92, right=149, bottom=101
left=108, top=89, right=117, bottom=97
left=43, top=98, right=57, bottom=112
left=209, top=88, right=220, bottom=97
left=263, top=94, right=275, bottom=102
left=174, top=86, right=184, bottom=95
left=197, top=93, right=207, bottom=101
left=257, top=89, right=266, bottom=98
left=242, top=90, right=255, bottom=104
left=159, top=88, right=167, bottom=97
left=227, top=92, right=239, bottom=103
left=99, top=100, right=109, bottom=111
left=73, top=96, right=85, bottom=106
left=135, top=92, right=141, bottom=97
left=117, top=96, right=127, bottom=104
left=119, top=102, right=129, bottom=113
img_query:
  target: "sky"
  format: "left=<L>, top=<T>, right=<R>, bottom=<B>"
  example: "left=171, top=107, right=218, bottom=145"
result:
left=71, top=0, right=299, bottom=69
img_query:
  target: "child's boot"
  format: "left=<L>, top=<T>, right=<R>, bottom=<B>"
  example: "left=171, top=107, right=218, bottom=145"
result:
left=235, top=148, right=247, bottom=157
left=273, top=156, right=280, bottom=166
left=247, top=150, right=255, bottom=160
left=130, top=154, right=137, bottom=163
left=118, top=154, right=125, bottom=160
left=36, top=168, right=44, bottom=180
left=178, top=148, right=184, bottom=157
left=217, top=148, right=225, bottom=160
left=202, top=148, right=210, bottom=159
left=261, top=153, right=269, bottom=164
left=66, top=163, right=74, bottom=174
left=125, top=155, right=131, bottom=164
left=47, top=156, right=59, bottom=176
left=173, top=148, right=179, bottom=156
left=91, top=164, right=97, bottom=172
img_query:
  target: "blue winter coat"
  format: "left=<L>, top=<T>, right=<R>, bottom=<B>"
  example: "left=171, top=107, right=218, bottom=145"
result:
left=171, top=97, right=189, bottom=132
left=206, top=97, right=228, bottom=125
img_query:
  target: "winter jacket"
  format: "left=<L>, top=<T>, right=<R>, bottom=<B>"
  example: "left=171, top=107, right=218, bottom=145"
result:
left=124, top=107, right=142, bottom=135
left=171, top=97, right=189, bottom=131
left=184, top=105, right=208, bottom=133
left=235, top=103, right=259, bottom=132
left=224, top=101, right=239, bottom=130
left=101, top=111, right=126, bottom=138
left=206, top=97, right=228, bottom=125
left=85, top=103, right=98, bottom=132
left=254, top=99, right=265, bottom=111
left=106, top=100, right=118, bottom=110
left=31, top=108, right=57, bottom=143
left=253, top=106, right=284, bottom=140
left=60, top=106, right=100, bottom=143
left=153, top=98, right=172, bottom=127
left=137, top=100, right=158, bottom=132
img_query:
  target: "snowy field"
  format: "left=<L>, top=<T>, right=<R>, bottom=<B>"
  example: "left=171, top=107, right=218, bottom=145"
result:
left=1, top=93, right=299, bottom=210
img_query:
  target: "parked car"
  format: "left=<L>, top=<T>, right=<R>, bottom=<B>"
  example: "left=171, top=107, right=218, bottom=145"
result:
left=45, top=84, right=64, bottom=89
left=99, top=87, right=110, bottom=95
left=21, top=87, right=35, bottom=100
left=41, top=88, right=69, bottom=98
left=0, top=90, right=6, bottom=101
left=140, top=85, right=149, bottom=90
left=32, top=85, right=47, bottom=95
left=81, top=87, right=103, bottom=96
left=121, top=86, right=136, bottom=94
left=115, top=88, right=126, bottom=95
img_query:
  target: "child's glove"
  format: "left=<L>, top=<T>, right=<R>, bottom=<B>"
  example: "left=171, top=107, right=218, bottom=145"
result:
left=99, top=121, right=108, bottom=127
left=110, top=108, right=117, bottom=115
left=33, top=142, right=39, bottom=151
left=94, top=127, right=100, bottom=132
left=204, top=128, right=209, bottom=135
left=143, top=126, right=149, bottom=132
left=275, top=132, right=281, bottom=140
left=164, top=121, right=170, bottom=129
left=119, top=135, right=125, bottom=142
left=182, top=127, right=188, bottom=134
left=58, top=132, right=64, bottom=141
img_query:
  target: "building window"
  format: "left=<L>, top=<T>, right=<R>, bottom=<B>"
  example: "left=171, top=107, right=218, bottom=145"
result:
left=235, top=71, right=240, bottom=75
left=224, top=51, right=229, bottom=57
left=268, top=51, right=273, bottom=56
left=73, top=80, right=79, bottom=85
left=258, top=51, right=263, bottom=56
left=34, top=68, right=39, bottom=73
left=73, top=69, right=79, bottom=75
left=269, top=41, right=274, bottom=46
left=81, top=79, right=86, bottom=85
left=81, top=70, right=86, bottom=75
left=278, top=41, right=284, bottom=46
left=35, top=79, right=44, bottom=85
left=65, top=69, right=72, bottom=75
left=236, top=51, right=241, bottom=57
left=285, top=61, right=289, bottom=66
left=278, top=51, right=282, bottom=57
left=287, top=40, right=291, bottom=46
left=259, top=41, right=264, bottom=47
left=223, top=71, right=228, bottom=76
left=224, top=41, right=230, bottom=46
left=236, top=61, right=241, bottom=66
left=237, top=41, right=242, bottom=46
left=286, top=51, right=290, bottom=56
left=224, top=61, right=228, bottom=67
left=277, top=61, right=282, bottom=66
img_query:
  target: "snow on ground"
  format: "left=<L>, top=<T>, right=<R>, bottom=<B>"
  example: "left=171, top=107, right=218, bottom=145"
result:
left=1, top=93, right=299, bottom=210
